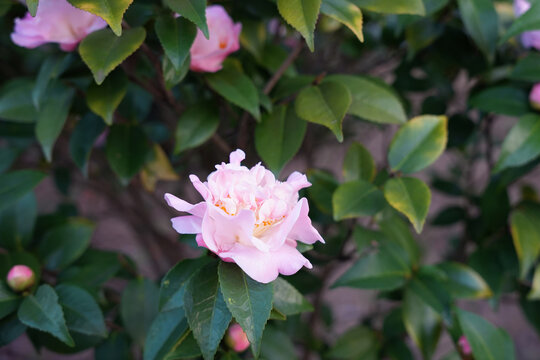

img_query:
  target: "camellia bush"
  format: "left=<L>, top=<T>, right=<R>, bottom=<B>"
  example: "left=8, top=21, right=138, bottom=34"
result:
left=2, top=0, right=540, bottom=359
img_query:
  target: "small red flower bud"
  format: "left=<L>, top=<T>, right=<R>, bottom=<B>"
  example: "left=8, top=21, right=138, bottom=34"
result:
left=6, top=265, right=35, bottom=292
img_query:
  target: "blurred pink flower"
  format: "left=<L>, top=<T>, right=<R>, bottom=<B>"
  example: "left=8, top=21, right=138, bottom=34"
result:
left=225, top=323, right=250, bottom=352
left=164, top=149, right=324, bottom=283
left=530, top=83, right=540, bottom=111
left=514, top=0, right=540, bottom=50
left=11, top=0, right=107, bottom=51
left=189, top=5, right=242, bottom=72
left=6, top=265, right=35, bottom=292
left=459, top=335, right=472, bottom=356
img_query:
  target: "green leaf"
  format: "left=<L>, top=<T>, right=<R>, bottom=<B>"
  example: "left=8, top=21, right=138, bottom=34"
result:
left=121, top=278, right=159, bottom=346
left=343, top=142, right=375, bottom=182
left=163, top=55, right=191, bottom=90
left=0, top=192, right=37, bottom=251
left=0, top=282, right=19, bottom=320
left=493, top=114, right=540, bottom=173
left=510, top=205, right=540, bottom=279
left=35, top=84, right=74, bottom=162
left=218, top=262, right=273, bottom=358
left=163, top=331, right=202, bottom=360
left=332, top=180, right=385, bottom=220
left=333, top=238, right=411, bottom=290
left=456, top=0, right=498, bottom=62
left=272, top=277, right=313, bottom=316
left=260, top=326, right=298, bottom=360
left=500, top=0, right=540, bottom=44
left=174, top=102, right=220, bottom=154
left=159, top=257, right=213, bottom=312
left=295, top=81, right=351, bottom=142
left=144, top=308, right=189, bottom=360
left=528, top=265, right=540, bottom=300
left=255, top=105, right=307, bottom=175
left=321, top=0, right=364, bottom=42
left=402, top=288, right=441, bottom=360
left=165, top=0, right=209, bottom=38
left=378, top=213, right=421, bottom=267
left=206, top=68, right=260, bottom=121
left=384, top=177, right=431, bottom=233
left=67, top=0, right=133, bottom=36
left=0, top=170, right=46, bottom=213
left=388, top=115, right=447, bottom=174
left=351, top=0, right=425, bottom=15
left=0, top=314, right=26, bottom=347
left=56, top=284, right=107, bottom=338
left=86, top=70, right=128, bottom=126
left=79, top=27, right=146, bottom=85
left=307, top=169, right=338, bottom=215
left=184, top=261, right=231, bottom=360
left=18, top=284, right=74, bottom=347
left=326, top=75, right=406, bottom=125
left=26, top=0, right=38, bottom=16
left=69, top=114, right=106, bottom=176
left=469, top=86, right=529, bottom=116
left=511, top=53, right=540, bottom=82
left=326, top=326, right=378, bottom=360
left=155, top=15, right=197, bottom=71
left=57, top=249, right=121, bottom=289
left=438, top=262, right=492, bottom=299
left=106, top=123, right=152, bottom=184
left=95, top=332, right=131, bottom=359
left=0, top=79, right=38, bottom=123
left=277, top=0, right=322, bottom=51
left=457, top=309, right=516, bottom=360
left=38, top=219, right=94, bottom=271
left=33, top=55, right=72, bottom=110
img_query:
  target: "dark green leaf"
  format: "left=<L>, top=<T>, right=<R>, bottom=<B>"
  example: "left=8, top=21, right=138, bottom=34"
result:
left=457, top=0, right=498, bottom=61
left=0, top=282, right=19, bottom=320
left=307, top=169, right=338, bottom=215
left=95, top=332, right=131, bottom=360
left=352, top=0, right=425, bottom=15
left=326, top=326, right=378, bottom=360
left=174, top=103, right=219, bottom=154
left=69, top=114, right=106, bottom=176
left=343, top=142, right=376, bottom=182
left=0, top=314, right=26, bottom=347
left=321, top=0, right=364, bottom=42
left=33, top=55, right=72, bottom=110
left=163, top=55, right=191, bottom=90
left=144, top=308, right=189, bottom=360
left=260, top=326, right=298, bottom=360
left=0, top=170, right=46, bottom=213
left=18, top=284, right=74, bottom=347
left=437, top=262, right=492, bottom=299
left=57, top=249, right=121, bottom=289
left=469, top=86, right=529, bottom=116
left=67, top=0, right=133, bottom=36
left=384, top=177, right=431, bottom=233
left=163, top=331, right=201, bottom=360
left=510, top=205, right=540, bottom=279
left=332, top=180, right=385, bottom=220
left=86, top=70, right=128, bottom=126
left=165, top=0, right=209, bottom=38
left=272, top=277, right=313, bottom=316
left=500, top=0, right=540, bottom=44
left=277, top=0, right=322, bottom=51
left=0, top=79, right=38, bottom=123
left=121, top=278, right=159, bottom=346
left=155, top=15, right=197, bottom=71
left=511, top=53, right=540, bottom=82
left=0, top=192, right=37, bottom=251
left=218, top=262, right=273, bottom=358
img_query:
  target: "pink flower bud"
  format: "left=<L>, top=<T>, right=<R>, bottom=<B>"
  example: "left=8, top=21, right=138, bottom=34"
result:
left=225, top=324, right=250, bottom=352
left=530, top=83, right=540, bottom=111
left=458, top=335, right=472, bottom=356
left=6, top=265, right=35, bottom=292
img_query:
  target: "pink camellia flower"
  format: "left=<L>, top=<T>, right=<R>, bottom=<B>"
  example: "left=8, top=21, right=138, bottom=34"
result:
left=164, top=149, right=324, bottom=283
left=6, top=265, right=35, bottom=292
left=189, top=5, right=242, bottom=72
left=530, top=83, right=540, bottom=111
left=514, top=0, right=540, bottom=50
left=225, top=324, right=250, bottom=352
left=11, top=0, right=107, bottom=51
left=458, top=335, right=472, bottom=356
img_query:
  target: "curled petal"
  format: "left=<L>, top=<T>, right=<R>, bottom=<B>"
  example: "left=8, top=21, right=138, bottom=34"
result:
left=289, top=198, right=325, bottom=245
left=171, top=216, right=202, bottom=234
left=164, top=193, right=206, bottom=217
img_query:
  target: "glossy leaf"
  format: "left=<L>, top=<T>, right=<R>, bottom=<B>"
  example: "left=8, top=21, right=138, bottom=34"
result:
left=206, top=68, right=260, bottom=120
left=260, top=326, right=298, bottom=360
left=343, top=142, right=376, bottom=182
left=332, top=180, right=385, bottom=220
left=0, top=79, right=38, bottom=123
left=67, top=0, right=133, bottom=36
left=457, top=309, right=516, bottom=360
left=384, top=177, right=431, bottom=233
left=510, top=205, right=540, bottom=279
left=0, top=192, right=36, bottom=251
left=69, top=114, right=106, bottom=176
left=163, top=55, right=191, bottom=90
left=33, top=55, right=71, bottom=110
left=38, top=220, right=94, bottom=271
left=79, top=27, right=146, bottom=85
left=457, top=0, right=498, bottom=61
left=272, top=277, right=313, bottom=316
left=511, top=53, right=540, bottom=82
left=0, top=282, right=19, bottom=320
left=321, top=0, right=364, bottom=42
left=255, top=104, right=307, bottom=174
left=326, top=326, right=378, bottom=360
left=174, top=102, right=219, bottom=154
left=277, top=0, right=322, bottom=51
left=106, top=123, right=152, bottom=184
left=165, top=0, right=209, bottom=38
left=121, top=278, right=159, bottom=346
left=469, top=86, right=529, bottom=116
left=184, top=261, right=231, bottom=360
left=156, top=15, right=197, bottom=71
left=493, top=114, right=540, bottom=173
left=326, top=75, right=406, bottom=125
left=57, top=249, right=121, bottom=289
left=0, top=170, right=46, bottom=213
left=18, top=285, right=74, bottom=347
left=86, top=70, right=128, bottom=126
left=352, top=0, right=425, bottom=15
left=295, top=81, right=351, bottom=142
left=388, top=115, right=447, bottom=174
left=500, top=0, right=540, bottom=44
left=218, top=262, right=273, bottom=358
left=163, top=331, right=201, bottom=360
left=437, top=262, right=492, bottom=299
left=144, top=308, right=189, bottom=360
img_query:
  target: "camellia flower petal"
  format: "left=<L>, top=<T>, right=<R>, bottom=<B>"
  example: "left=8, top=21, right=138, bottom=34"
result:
left=514, top=0, right=540, bottom=50
left=188, top=5, right=242, bottom=73
left=7, top=265, right=35, bottom=292
left=225, top=323, right=250, bottom=352
left=458, top=335, right=472, bottom=356
left=11, top=0, right=107, bottom=52
left=530, top=83, right=540, bottom=111
left=165, top=149, right=324, bottom=283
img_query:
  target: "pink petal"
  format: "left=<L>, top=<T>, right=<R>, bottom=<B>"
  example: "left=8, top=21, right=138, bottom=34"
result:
left=164, top=193, right=206, bottom=217
left=171, top=216, right=202, bottom=234
left=289, top=198, right=325, bottom=245
left=189, top=175, right=210, bottom=200
left=286, top=172, right=311, bottom=191
left=202, top=206, right=255, bottom=253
